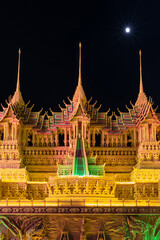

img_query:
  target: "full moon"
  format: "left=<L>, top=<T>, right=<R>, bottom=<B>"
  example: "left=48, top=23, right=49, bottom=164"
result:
left=125, top=27, right=131, bottom=33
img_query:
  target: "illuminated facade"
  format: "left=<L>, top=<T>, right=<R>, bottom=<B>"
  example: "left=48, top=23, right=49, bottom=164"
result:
left=1, top=45, right=160, bottom=239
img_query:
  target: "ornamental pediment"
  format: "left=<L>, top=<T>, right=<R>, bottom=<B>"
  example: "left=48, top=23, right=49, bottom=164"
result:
left=0, top=105, right=19, bottom=124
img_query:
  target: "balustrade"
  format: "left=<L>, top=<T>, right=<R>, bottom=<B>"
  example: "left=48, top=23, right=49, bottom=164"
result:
left=23, top=147, right=71, bottom=156
left=0, top=140, right=18, bottom=150
left=86, top=147, right=137, bottom=157
left=140, top=142, right=160, bottom=151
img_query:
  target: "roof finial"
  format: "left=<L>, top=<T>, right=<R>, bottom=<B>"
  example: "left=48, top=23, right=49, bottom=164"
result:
left=135, top=50, right=148, bottom=107
left=11, top=48, right=24, bottom=105
left=72, top=43, right=87, bottom=103
left=78, top=42, right=82, bottom=86
left=16, top=48, right=21, bottom=92
left=139, top=50, right=143, bottom=93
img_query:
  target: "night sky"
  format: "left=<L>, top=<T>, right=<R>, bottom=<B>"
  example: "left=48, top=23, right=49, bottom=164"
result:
left=0, top=2, right=160, bottom=113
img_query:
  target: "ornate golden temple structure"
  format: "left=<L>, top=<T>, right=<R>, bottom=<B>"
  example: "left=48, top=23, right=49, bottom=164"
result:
left=1, top=45, right=160, bottom=239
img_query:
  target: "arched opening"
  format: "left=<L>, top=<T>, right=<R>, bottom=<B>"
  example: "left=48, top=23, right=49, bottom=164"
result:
left=27, top=132, right=33, bottom=146
left=117, top=137, right=121, bottom=147
left=95, top=133, right=101, bottom=147
left=67, top=133, right=69, bottom=146
left=0, top=129, right=4, bottom=140
left=59, top=133, right=64, bottom=146
left=8, top=123, right=12, bottom=140
left=136, top=131, right=138, bottom=146
left=156, top=129, right=160, bottom=141
left=108, top=138, right=112, bottom=147
left=127, top=132, right=132, bottom=147
left=90, top=133, right=93, bottom=147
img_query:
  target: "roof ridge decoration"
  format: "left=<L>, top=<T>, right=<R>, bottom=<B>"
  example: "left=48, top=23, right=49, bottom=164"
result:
left=11, top=49, right=25, bottom=106
left=135, top=50, right=148, bottom=108
left=72, top=42, right=87, bottom=104
left=130, top=101, right=135, bottom=108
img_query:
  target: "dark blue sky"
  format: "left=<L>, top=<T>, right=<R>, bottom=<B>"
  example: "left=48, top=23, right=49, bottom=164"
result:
left=0, top=2, right=160, bottom=113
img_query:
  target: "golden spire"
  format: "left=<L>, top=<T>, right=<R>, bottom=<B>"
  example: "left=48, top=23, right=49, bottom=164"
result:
left=11, top=49, right=24, bottom=105
left=78, top=42, right=82, bottom=86
left=72, top=42, right=87, bottom=104
left=135, top=50, right=148, bottom=107
left=16, top=48, right=21, bottom=92
left=139, top=50, right=143, bottom=93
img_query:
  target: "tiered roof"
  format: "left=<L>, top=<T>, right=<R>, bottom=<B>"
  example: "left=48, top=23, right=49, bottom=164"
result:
left=0, top=47, right=159, bottom=134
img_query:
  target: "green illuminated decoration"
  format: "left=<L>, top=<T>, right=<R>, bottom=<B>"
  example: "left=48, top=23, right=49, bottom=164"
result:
left=0, top=216, right=22, bottom=240
left=88, top=165, right=105, bottom=176
left=74, top=139, right=87, bottom=176
left=57, top=165, right=72, bottom=176
left=123, top=216, right=160, bottom=240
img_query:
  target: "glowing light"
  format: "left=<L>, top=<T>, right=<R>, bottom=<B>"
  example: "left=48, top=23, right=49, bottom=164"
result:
left=125, top=27, right=131, bottom=33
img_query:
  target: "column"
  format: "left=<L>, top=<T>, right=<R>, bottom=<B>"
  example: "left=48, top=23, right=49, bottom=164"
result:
left=81, top=122, right=83, bottom=138
left=139, top=128, right=142, bottom=144
left=116, top=136, right=118, bottom=147
left=83, top=123, right=86, bottom=139
left=125, top=133, right=127, bottom=147
left=76, top=122, right=78, bottom=138
left=3, top=124, right=6, bottom=140
left=93, top=129, right=95, bottom=147
left=64, top=128, right=67, bottom=146
left=12, top=124, right=14, bottom=140
left=88, top=128, right=90, bottom=147
left=154, top=125, right=157, bottom=142
left=55, top=132, right=58, bottom=146
left=151, top=124, right=153, bottom=142
left=73, top=123, right=75, bottom=139
left=51, top=133, right=53, bottom=146
left=84, top=123, right=87, bottom=139
left=111, top=135, right=113, bottom=147
left=120, top=135, right=123, bottom=147
left=106, top=134, right=108, bottom=147
left=69, top=127, right=71, bottom=145
left=32, top=132, right=35, bottom=146
left=133, top=129, right=136, bottom=147
left=101, top=131, right=104, bottom=147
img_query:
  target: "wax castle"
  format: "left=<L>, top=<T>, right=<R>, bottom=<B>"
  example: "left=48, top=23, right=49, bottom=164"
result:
left=0, top=45, right=160, bottom=239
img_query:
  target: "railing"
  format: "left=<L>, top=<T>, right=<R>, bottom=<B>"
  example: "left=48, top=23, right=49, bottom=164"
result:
left=21, top=145, right=138, bottom=156
left=140, top=142, right=160, bottom=151
left=23, top=147, right=71, bottom=156
left=86, top=147, right=137, bottom=156
left=0, top=140, right=18, bottom=150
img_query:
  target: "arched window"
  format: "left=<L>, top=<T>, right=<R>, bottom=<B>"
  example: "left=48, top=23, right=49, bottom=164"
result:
left=90, top=133, right=93, bottom=147
left=27, top=132, right=33, bottom=146
left=156, top=130, right=160, bottom=141
left=59, top=133, right=64, bottom=146
left=0, top=129, right=4, bottom=140
left=127, top=132, right=132, bottom=147
left=95, top=133, right=101, bottom=147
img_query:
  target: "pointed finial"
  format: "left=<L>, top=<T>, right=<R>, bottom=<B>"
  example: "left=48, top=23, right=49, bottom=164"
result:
left=16, top=48, right=21, bottom=92
left=78, top=42, right=82, bottom=86
left=72, top=42, right=87, bottom=103
left=135, top=50, right=148, bottom=107
left=139, top=49, right=143, bottom=93
left=11, top=48, right=24, bottom=105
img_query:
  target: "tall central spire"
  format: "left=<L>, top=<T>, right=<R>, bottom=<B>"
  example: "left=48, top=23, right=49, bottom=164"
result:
left=78, top=42, right=82, bottom=86
left=16, top=48, right=21, bottom=92
left=139, top=50, right=143, bottom=93
left=72, top=43, right=87, bottom=104
left=135, top=50, right=148, bottom=107
left=11, top=49, right=24, bottom=105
